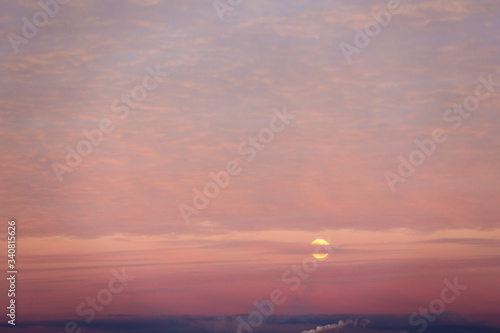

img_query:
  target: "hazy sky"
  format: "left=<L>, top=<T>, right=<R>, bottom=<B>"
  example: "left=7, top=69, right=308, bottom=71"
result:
left=1, top=0, right=499, bottom=332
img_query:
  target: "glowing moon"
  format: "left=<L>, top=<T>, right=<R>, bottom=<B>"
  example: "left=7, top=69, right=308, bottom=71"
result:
left=311, top=239, right=329, bottom=259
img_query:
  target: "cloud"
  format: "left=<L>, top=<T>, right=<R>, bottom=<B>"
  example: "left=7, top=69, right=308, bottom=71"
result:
left=1, top=0, right=500, bottom=238
left=6, top=314, right=499, bottom=333
left=129, top=0, right=160, bottom=6
left=301, top=318, right=370, bottom=333
left=416, top=238, right=500, bottom=246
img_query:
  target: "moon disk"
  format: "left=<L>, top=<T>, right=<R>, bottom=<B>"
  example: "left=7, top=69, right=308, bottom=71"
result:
left=311, top=238, right=329, bottom=259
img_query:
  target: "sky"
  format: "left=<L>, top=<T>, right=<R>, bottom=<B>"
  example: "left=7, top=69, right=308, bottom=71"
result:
left=1, top=0, right=500, bottom=332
